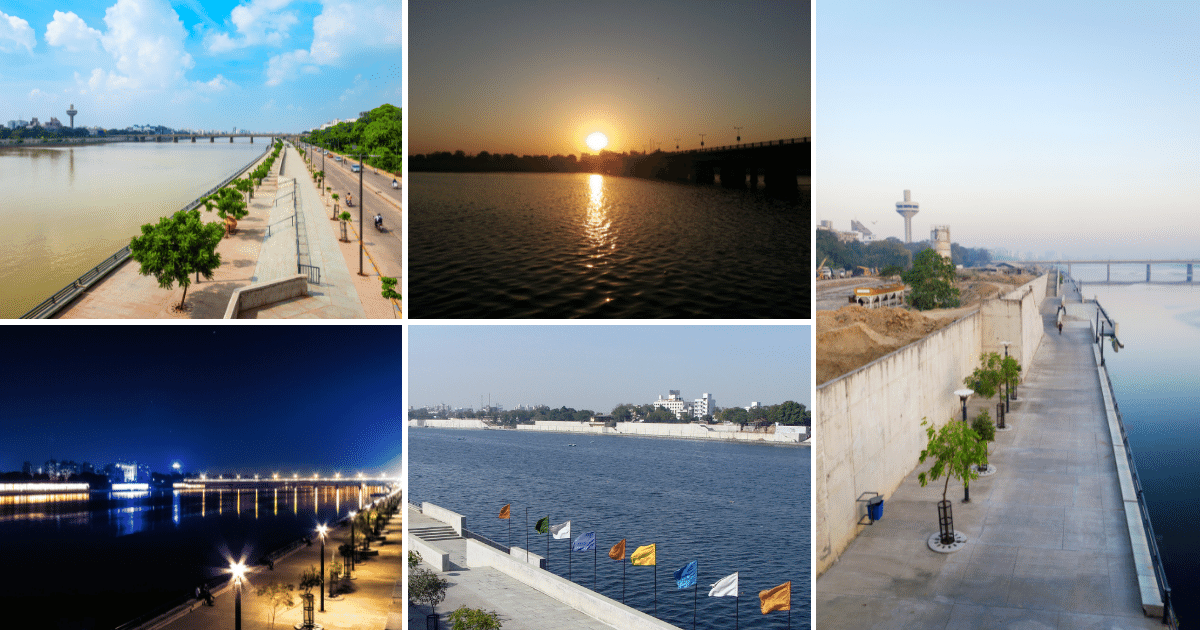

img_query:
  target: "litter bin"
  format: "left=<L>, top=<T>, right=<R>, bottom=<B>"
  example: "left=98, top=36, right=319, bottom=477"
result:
left=867, top=496, right=884, bottom=522
left=427, top=613, right=439, bottom=630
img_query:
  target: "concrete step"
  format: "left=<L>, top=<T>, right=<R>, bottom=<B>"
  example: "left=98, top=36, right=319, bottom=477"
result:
left=411, top=525, right=460, bottom=541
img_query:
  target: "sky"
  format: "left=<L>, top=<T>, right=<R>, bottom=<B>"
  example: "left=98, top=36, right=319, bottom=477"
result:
left=408, top=325, right=809, bottom=414
left=0, top=325, right=402, bottom=476
left=410, top=0, right=810, bottom=157
left=818, top=1, right=1200, bottom=259
left=0, top=0, right=401, bottom=133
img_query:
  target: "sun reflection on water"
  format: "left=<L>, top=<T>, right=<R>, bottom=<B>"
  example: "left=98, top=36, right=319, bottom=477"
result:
left=584, top=174, right=614, bottom=268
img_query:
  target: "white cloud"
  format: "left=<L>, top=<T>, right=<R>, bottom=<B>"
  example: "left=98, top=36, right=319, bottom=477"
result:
left=263, top=0, right=400, bottom=86
left=98, top=0, right=194, bottom=90
left=45, top=11, right=101, bottom=52
left=206, top=0, right=298, bottom=53
left=261, top=98, right=276, bottom=110
left=0, top=10, right=36, bottom=53
left=28, top=88, right=58, bottom=103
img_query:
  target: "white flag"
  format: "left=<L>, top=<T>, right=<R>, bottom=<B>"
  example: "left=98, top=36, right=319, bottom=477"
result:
left=551, top=521, right=571, bottom=540
left=708, top=572, right=738, bottom=597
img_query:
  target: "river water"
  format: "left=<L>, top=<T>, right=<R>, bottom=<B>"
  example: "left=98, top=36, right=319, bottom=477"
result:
left=0, top=483, right=387, bottom=629
left=408, top=173, right=810, bottom=318
left=0, top=140, right=266, bottom=318
left=1070, top=269, right=1200, bottom=622
left=409, top=428, right=810, bottom=630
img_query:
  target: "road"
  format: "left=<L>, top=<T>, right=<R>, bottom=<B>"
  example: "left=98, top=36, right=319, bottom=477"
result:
left=816, top=277, right=891, bottom=311
left=300, top=143, right=403, bottom=282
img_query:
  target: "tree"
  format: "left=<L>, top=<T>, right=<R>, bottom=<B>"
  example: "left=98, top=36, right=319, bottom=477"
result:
left=447, top=606, right=503, bottom=630
left=1000, top=355, right=1022, bottom=397
left=381, top=276, right=400, bottom=301
left=646, top=407, right=678, bottom=423
left=918, top=417, right=987, bottom=506
left=971, top=410, right=996, bottom=468
left=255, top=582, right=296, bottom=628
left=772, top=401, right=809, bottom=426
left=200, top=187, right=249, bottom=233
left=410, top=566, right=449, bottom=618
left=964, top=352, right=1005, bottom=400
left=903, top=248, right=960, bottom=310
left=338, top=211, right=352, bottom=242
left=299, top=565, right=322, bottom=594
left=128, top=209, right=224, bottom=310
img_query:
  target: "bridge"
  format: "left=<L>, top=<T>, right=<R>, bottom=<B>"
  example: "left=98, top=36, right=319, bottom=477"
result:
left=119, top=133, right=281, bottom=144
left=1032, top=259, right=1199, bottom=283
left=175, top=475, right=397, bottom=490
left=629, top=137, right=810, bottom=200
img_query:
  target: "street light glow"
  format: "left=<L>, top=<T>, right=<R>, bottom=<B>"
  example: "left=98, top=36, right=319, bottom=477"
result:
left=229, top=560, right=247, bottom=584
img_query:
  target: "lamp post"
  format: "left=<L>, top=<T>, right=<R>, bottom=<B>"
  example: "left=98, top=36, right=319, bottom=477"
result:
left=699, top=133, right=706, bottom=147
left=351, top=144, right=365, bottom=276
left=349, top=510, right=357, bottom=575
left=734, top=126, right=743, bottom=143
left=230, top=561, right=247, bottom=630
left=954, top=389, right=974, bottom=423
left=1001, top=341, right=1012, bottom=413
left=317, top=524, right=328, bottom=612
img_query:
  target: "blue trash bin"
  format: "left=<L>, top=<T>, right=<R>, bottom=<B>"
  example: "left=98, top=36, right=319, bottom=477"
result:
left=867, top=496, right=884, bottom=522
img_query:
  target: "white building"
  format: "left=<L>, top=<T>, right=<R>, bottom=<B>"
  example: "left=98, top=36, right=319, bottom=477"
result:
left=693, top=393, right=715, bottom=419
left=653, top=390, right=693, bottom=420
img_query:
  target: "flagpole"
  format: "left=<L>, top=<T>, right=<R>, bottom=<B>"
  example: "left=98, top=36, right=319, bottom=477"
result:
left=569, top=538, right=572, bottom=581
left=545, top=517, right=549, bottom=570
left=735, top=594, right=738, bottom=630
left=525, top=508, right=529, bottom=563
left=653, top=564, right=657, bottom=616
left=593, top=541, right=597, bottom=590
left=622, top=557, right=626, bottom=604
left=692, top=575, right=697, bottom=630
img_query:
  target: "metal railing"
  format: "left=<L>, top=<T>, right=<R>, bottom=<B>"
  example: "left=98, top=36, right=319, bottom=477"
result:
left=676, top=136, right=809, bottom=155
left=463, top=527, right=510, bottom=554
left=1095, top=301, right=1177, bottom=627
left=21, top=140, right=274, bottom=319
left=299, top=264, right=321, bottom=284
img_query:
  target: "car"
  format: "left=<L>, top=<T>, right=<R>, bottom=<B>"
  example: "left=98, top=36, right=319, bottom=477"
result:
left=351, top=164, right=361, bottom=173
left=335, top=156, right=342, bottom=162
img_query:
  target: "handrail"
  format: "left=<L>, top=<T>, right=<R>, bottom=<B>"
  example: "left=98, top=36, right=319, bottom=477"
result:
left=1095, top=299, right=1177, bottom=628
left=463, top=527, right=510, bottom=554
left=21, top=138, right=276, bottom=319
left=673, top=136, right=809, bottom=155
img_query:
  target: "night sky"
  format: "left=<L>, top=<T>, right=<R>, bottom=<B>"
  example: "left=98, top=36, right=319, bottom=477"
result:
left=1, top=325, right=402, bottom=476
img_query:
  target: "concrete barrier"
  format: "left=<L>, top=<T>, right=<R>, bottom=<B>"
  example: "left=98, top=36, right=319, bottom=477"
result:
left=465, top=539, right=677, bottom=630
left=422, top=502, right=465, bottom=536
left=407, top=533, right=451, bottom=572
left=508, top=546, right=547, bottom=570
left=408, top=418, right=489, bottom=429
left=981, top=273, right=1050, bottom=368
left=223, top=274, right=307, bottom=318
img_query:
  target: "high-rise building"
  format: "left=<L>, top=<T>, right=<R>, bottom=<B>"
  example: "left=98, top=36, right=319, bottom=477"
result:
left=652, top=390, right=692, bottom=420
left=693, top=393, right=715, bottom=419
left=896, top=190, right=920, bottom=243
left=931, top=225, right=952, bottom=260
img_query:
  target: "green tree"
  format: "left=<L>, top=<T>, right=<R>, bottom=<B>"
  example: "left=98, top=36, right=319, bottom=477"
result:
left=964, top=352, right=1005, bottom=400
left=299, top=565, right=322, bottom=594
left=128, top=209, right=224, bottom=310
left=1000, top=355, right=1022, bottom=396
left=772, top=401, right=809, bottom=426
left=971, top=410, right=996, bottom=465
left=381, top=276, right=400, bottom=301
left=447, top=606, right=503, bottom=630
left=917, top=417, right=988, bottom=503
left=646, top=407, right=678, bottom=423
left=410, top=567, right=449, bottom=617
left=255, top=582, right=295, bottom=628
left=718, top=407, right=749, bottom=425
left=903, top=248, right=960, bottom=310
left=200, top=187, right=249, bottom=233
left=338, top=211, right=353, bottom=241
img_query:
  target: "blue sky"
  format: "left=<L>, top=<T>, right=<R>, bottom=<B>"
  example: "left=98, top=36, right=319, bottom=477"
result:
left=0, top=0, right=401, bottom=132
left=818, top=2, right=1200, bottom=259
left=409, top=325, right=810, bottom=413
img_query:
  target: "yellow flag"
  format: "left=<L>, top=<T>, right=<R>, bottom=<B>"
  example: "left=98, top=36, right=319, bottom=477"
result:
left=631, top=543, right=656, bottom=566
left=608, top=538, right=626, bottom=561
left=759, top=581, right=791, bottom=614
left=498, top=504, right=510, bottom=519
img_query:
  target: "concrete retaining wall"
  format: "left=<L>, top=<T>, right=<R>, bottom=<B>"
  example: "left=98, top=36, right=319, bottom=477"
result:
left=517, top=421, right=805, bottom=444
left=421, top=502, right=465, bottom=536
left=223, top=274, right=307, bottom=318
left=408, top=418, right=489, bottom=429
left=407, top=533, right=450, bottom=572
left=815, top=310, right=984, bottom=576
left=981, top=273, right=1050, bottom=368
left=465, top=539, right=677, bottom=630
left=509, top=546, right=547, bottom=570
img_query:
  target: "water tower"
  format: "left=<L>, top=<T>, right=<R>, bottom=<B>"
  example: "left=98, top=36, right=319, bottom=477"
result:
left=66, top=104, right=78, bottom=128
left=896, top=190, right=920, bottom=242
left=931, top=225, right=952, bottom=260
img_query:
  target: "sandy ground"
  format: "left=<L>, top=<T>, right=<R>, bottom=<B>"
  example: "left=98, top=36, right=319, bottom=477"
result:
left=817, top=271, right=1030, bottom=384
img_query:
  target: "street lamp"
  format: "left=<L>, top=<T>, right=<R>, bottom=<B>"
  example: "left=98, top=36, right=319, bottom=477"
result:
left=954, top=389, right=974, bottom=423
left=316, top=524, right=328, bottom=611
left=699, top=133, right=706, bottom=147
left=734, top=126, right=743, bottom=142
left=1000, top=341, right=1012, bottom=414
left=348, top=510, right=357, bottom=575
left=350, top=143, right=367, bottom=276
left=229, top=560, right=247, bottom=630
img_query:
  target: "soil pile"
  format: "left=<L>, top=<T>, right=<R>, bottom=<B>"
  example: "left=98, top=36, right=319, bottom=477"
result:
left=816, top=305, right=954, bottom=385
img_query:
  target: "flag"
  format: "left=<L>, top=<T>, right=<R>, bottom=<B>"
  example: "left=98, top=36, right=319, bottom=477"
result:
left=759, top=581, right=790, bottom=614
left=498, top=504, right=510, bottom=519
left=674, top=560, right=697, bottom=589
left=631, top=543, right=656, bottom=566
left=535, top=516, right=549, bottom=534
left=551, top=521, right=571, bottom=540
left=609, top=538, right=626, bottom=561
left=573, top=531, right=596, bottom=552
left=708, top=572, right=738, bottom=597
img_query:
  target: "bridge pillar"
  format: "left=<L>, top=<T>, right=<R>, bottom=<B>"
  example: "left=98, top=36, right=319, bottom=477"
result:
left=1106, top=263, right=1110, bottom=282
left=191, top=136, right=195, bottom=143
left=721, top=162, right=746, bottom=189
left=694, top=162, right=715, bottom=185
left=764, top=165, right=799, bottom=201
left=230, top=136, right=234, bottom=143
left=173, top=136, right=178, bottom=143
left=1068, top=263, right=1072, bottom=278
left=250, top=136, right=254, bottom=143
left=1147, top=263, right=1151, bottom=282
left=1189, top=263, right=1193, bottom=282
left=747, top=167, right=760, bottom=190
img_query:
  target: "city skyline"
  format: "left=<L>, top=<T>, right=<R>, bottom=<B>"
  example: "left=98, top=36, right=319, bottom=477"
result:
left=410, top=0, right=809, bottom=156
left=409, top=325, right=809, bottom=414
left=0, top=326, right=402, bottom=475
left=819, top=1, right=1200, bottom=259
left=0, top=0, right=401, bottom=132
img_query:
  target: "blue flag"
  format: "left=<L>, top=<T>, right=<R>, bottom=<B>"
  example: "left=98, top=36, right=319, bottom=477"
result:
left=674, top=560, right=697, bottom=589
left=572, top=531, right=596, bottom=552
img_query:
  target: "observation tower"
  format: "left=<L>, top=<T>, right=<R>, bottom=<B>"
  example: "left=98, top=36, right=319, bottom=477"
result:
left=66, top=104, right=77, bottom=128
left=896, top=190, right=919, bottom=243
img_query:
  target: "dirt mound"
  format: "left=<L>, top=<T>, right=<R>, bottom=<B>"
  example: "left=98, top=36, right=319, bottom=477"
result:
left=817, top=305, right=955, bottom=384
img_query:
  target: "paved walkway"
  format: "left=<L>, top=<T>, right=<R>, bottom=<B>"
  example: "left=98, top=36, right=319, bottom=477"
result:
left=816, top=287, right=1162, bottom=629
left=158, top=512, right=401, bottom=630
left=407, top=506, right=620, bottom=630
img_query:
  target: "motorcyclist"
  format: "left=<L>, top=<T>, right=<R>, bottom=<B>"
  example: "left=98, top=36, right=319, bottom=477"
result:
left=392, top=178, right=398, bottom=189
left=374, top=214, right=383, bottom=229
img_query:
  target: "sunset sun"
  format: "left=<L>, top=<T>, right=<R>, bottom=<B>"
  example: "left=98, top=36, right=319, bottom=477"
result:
left=586, top=132, right=609, bottom=152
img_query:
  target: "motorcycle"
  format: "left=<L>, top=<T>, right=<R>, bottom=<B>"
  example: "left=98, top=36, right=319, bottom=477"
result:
left=391, top=179, right=399, bottom=189
left=374, top=215, right=385, bottom=232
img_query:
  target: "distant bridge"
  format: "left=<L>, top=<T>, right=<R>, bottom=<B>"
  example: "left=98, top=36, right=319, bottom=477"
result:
left=176, top=476, right=397, bottom=490
left=118, top=133, right=281, bottom=144
left=1035, top=259, right=1199, bottom=283
left=631, top=137, right=810, bottom=200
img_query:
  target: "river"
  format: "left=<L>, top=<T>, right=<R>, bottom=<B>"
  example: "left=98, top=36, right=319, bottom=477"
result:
left=1071, top=269, right=1200, bottom=622
left=408, top=172, right=810, bottom=318
left=409, top=428, right=810, bottom=629
left=0, top=483, right=387, bottom=629
left=0, top=140, right=266, bottom=318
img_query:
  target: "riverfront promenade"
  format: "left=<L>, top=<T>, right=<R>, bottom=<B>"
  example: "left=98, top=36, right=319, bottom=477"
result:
left=407, top=506, right=627, bottom=630
left=153, top=514, right=401, bottom=630
left=816, top=286, right=1162, bottom=628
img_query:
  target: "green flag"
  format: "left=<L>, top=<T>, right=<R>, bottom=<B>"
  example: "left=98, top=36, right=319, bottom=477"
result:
left=535, top=516, right=549, bottom=534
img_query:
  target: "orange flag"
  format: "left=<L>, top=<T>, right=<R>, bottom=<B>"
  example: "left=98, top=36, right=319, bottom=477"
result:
left=498, top=504, right=510, bottom=519
left=759, top=581, right=790, bottom=614
left=608, top=538, right=626, bottom=561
